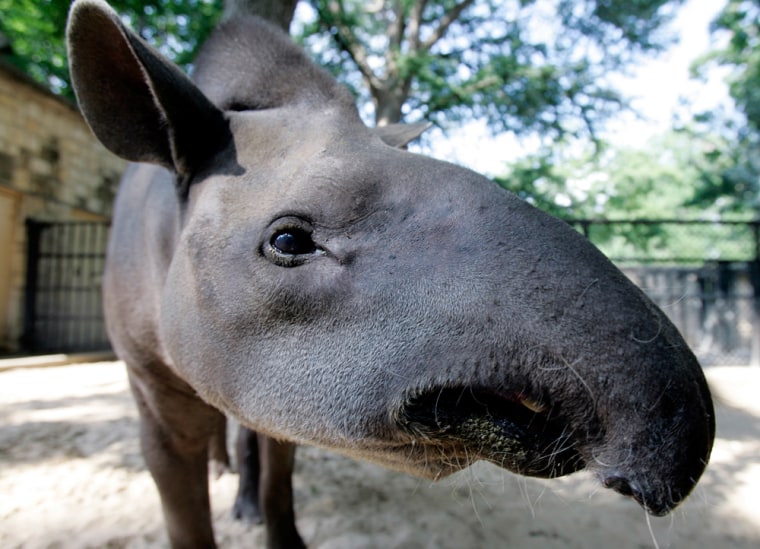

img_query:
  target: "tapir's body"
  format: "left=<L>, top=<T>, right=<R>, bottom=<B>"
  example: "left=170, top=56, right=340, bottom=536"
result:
left=66, top=1, right=714, bottom=548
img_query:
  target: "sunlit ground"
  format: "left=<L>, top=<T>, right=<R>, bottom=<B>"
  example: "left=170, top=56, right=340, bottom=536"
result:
left=0, top=361, right=758, bottom=549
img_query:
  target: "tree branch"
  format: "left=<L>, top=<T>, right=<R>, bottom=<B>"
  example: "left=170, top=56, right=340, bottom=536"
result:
left=408, top=0, right=429, bottom=52
left=384, top=0, right=406, bottom=83
left=319, top=0, right=384, bottom=91
left=388, top=0, right=406, bottom=51
left=421, top=0, right=476, bottom=51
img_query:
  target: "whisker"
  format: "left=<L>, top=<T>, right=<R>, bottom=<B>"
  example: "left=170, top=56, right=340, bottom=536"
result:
left=645, top=508, right=661, bottom=549
left=632, top=312, right=663, bottom=344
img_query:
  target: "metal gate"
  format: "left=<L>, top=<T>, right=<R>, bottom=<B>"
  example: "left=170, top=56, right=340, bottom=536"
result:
left=622, top=262, right=760, bottom=366
left=22, top=220, right=111, bottom=353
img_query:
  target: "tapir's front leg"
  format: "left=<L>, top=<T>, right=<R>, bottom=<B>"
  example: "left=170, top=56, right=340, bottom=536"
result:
left=208, top=414, right=230, bottom=478
left=233, top=425, right=262, bottom=523
left=259, top=436, right=303, bottom=549
left=208, top=414, right=231, bottom=479
left=128, top=365, right=222, bottom=548
left=233, top=427, right=303, bottom=549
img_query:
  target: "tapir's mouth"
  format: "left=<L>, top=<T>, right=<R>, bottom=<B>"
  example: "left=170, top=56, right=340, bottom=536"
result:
left=397, top=386, right=585, bottom=478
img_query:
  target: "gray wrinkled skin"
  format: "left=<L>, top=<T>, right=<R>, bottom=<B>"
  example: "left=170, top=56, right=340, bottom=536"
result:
left=67, top=1, right=714, bottom=547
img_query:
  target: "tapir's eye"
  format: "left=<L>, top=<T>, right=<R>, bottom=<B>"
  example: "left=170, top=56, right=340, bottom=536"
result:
left=263, top=218, right=325, bottom=267
left=271, top=229, right=316, bottom=255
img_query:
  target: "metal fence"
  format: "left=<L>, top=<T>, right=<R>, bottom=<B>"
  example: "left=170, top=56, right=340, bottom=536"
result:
left=568, top=219, right=760, bottom=366
left=22, top=220, right=110, bottom=353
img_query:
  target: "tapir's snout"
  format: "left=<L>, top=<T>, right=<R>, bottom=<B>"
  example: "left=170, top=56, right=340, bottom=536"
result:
left=347, top=173, right=717, bottom=516
left=591, top=343, right=715, bottom=516
left=393, top=373, right=713, bottom=517
left=393, top=343, right=713, bottom=516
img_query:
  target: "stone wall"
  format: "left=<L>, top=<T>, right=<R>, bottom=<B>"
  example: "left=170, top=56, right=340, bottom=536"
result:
left=0, top=61, right=127, bottom=352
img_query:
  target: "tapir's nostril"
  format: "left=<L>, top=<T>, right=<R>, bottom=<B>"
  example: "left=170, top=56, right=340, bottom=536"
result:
left=604, top=475, right=637, bottom=498
left=603, top=474, right=679, bottom=516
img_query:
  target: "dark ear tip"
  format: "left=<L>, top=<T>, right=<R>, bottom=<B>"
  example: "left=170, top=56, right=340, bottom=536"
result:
left=69, top=0, right=113, bottom=16
left=68, top=0, right=125, bottom=41
left=67, top=0, right=126, bottom=98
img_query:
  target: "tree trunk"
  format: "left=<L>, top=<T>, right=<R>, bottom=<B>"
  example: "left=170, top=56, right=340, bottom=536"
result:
left=374, top=91, right=404, bottom=126
left=373, top=77, right=413, bottom=127
left=223, top=0, right=298, bottom=32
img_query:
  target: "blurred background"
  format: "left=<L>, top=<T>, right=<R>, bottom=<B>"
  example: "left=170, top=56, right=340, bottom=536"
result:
left=2, top=0, right=759, bottom=367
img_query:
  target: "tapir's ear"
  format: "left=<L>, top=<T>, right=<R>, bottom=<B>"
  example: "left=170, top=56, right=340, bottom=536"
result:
left=66, top=0, right=230, bottom=179
left=373, top=121, right=432, bottom=148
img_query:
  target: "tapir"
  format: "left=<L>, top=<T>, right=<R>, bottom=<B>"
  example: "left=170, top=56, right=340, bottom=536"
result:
left=66, top=1, right=715, bottom=548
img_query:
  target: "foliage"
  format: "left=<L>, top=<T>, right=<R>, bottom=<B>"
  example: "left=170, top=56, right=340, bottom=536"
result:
left=681, top=116, right=760, bottom=214
left=494, top=130, right=753, bottom=259
left=300, top=0, right=684, bottom=136
left=708, top=0, right=760, bottom=133
left=0, top=0, right=222, bottom=98
left=2, top=0, right=683, bottom=142
left=0, top=0, right=71, bottom=91
left=494, top=150, right=597, bottom=219
left=688, top=0, right=760, bottom=215
left=497, top=133, right=699, bottom=218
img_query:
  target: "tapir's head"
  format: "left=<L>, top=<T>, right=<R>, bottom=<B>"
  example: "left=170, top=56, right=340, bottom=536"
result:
left=67, top=0, right=713, bottom=516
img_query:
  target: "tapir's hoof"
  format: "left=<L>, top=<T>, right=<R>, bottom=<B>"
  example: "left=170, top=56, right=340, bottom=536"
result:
left=232, top=496, right=263, bottom=525
left=268, top=530, right=306, bottom=549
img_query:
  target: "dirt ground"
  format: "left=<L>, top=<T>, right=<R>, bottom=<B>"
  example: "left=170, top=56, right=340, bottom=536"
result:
left=0, top=361, right=758, bottom=549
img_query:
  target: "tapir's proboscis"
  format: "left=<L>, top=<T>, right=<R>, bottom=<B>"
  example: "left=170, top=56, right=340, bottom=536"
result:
left=66, top=1, right=714, bottom=547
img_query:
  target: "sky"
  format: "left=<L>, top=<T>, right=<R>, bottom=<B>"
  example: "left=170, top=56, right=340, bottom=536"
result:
left=604, top=0, right=729, bottom=147
left=425, top=0, right=732, bottom=177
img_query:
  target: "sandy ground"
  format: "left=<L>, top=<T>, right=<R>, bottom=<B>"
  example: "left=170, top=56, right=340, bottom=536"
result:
left=0, top=361, right=758, bottom=549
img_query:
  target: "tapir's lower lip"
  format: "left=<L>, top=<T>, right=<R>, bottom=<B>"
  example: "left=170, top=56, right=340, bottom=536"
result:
left=396, top=386, right=585, bottom=478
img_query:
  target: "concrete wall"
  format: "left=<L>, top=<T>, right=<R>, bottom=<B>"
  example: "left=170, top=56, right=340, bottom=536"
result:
left=0, top=61, right=127, bottom=352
